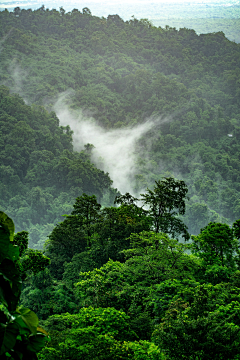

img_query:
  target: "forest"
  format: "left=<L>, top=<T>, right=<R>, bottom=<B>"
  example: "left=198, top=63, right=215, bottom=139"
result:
left=0, top=4, right=240, bottom=359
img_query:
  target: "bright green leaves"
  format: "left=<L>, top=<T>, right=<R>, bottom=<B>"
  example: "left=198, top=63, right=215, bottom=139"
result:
left=40, top=307, right=162, bottom=360
left=13, top=231, right=28, bottom=257
left=191, top=222, right=238, bottom=267
left=15, top=307, right=39, bottom=335
left=0, top=211, right=15, bottom=242
left=74, top=232, right=200, bottom=341
left=152, top=283, right=240, bottom=360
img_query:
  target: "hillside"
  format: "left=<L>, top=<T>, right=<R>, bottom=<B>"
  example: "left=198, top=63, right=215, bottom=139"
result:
left=0, top=6, right=240, bottom=236
left=0, top=86, right=115, bottom=248
left=1, top=7, right=240, bottom=360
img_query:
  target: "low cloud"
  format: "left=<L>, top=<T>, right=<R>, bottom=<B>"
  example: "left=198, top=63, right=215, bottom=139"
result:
left=53, top=92, right=167, bottom=195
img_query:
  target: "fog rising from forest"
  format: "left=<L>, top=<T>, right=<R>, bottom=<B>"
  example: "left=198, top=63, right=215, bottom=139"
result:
left=4, top=67, right=165, bottom=195
left=54, top=94, right=160, bottom=194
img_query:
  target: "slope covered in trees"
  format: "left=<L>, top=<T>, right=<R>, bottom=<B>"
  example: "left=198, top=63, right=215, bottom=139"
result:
left=1, top=6, right=240, bottom=359
left=0, top=86, right=115, bottom=248
left=0, top=6, right=240, bottom=235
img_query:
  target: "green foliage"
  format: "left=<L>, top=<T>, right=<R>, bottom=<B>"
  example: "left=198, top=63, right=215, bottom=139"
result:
left=191, top=222, right=238, bottom=267
left=0, top=87, right=114, bottom=248
left=233, top=219, right=240, bottom=239
left=20, top=270, right=79, bottom=320
left=74, top=231, right=200, bottom=339
left=141, top=177, right=190, bottom=239
left=150, top=278, right=200, bottom=323
left=10, top=187, right=240, bottom=359
left=0, top=212, right=15, bottom=243
left=13, top=231, right=28, bottom=256
left=39, top=307, right=163, bottom=360
left=0, top=212, right=48, bottom=359
left=46, top=192, right=152, bottom=279
left=0, top=7, right=240, bottom=236
left=204, top=264, right=233, bottom=285
left=152, top=283, right=240, bottom=359
left=21, top=249, right=50, bottom=276
left=1, top=7, right=240, bottom=358
left=46, top=179, right=191, bottom=280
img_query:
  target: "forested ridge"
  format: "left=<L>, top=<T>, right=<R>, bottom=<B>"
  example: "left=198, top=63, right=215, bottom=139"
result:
left=0, top=5, right=240, bottom=240
left=0, top=6, right=240, bottom=359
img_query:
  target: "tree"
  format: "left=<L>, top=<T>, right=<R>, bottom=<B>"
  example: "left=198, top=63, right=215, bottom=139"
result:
left=13, top=231, right=28, bottom=256
left=191, top=222, right=237, bottom=267
left=39, top=307, right=162, bottom=360
left=233, top=219, right=240, bottom=240
left=74, top=232, right=199, bottom=339
left=12, top=230, right=50, bottom=279
left=59, top=6, right=65, bottom=16
left=141, top=178, right=190, bottom=240
left=152, top=283, right=240, bottom=360
left=46, top=192, right=151, bottom=279
left=71, top=193, right=101, bottom=241
left=46, top=194, right=102, bottom=279
left=13, top=6, right=21, bottom=16
left=82, top=7, right=91, bottom=15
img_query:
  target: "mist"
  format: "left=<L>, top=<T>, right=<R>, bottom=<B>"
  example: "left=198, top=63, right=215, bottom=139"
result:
left=53, top=93, right=162, bottom=195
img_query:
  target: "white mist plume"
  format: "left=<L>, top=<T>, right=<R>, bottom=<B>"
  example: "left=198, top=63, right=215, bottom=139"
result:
left=53, top=92, right=164, bottom=194
left=1, top=62, right=30, bottom=104
left=10, top=64, right=28, bottom=101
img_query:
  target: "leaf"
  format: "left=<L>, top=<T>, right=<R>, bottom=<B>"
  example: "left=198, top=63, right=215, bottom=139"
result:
left=27, top=334, right=48, bottom=353
left=36, top=326, right=49, bottom=336
left=13, top=350, right=24, bottom=360
left=14, top=316, right=32, bottom=337
left=7, top=244, right=19, bottom=263
left=0, top=228, right=10, bottom=264
left=15, top=307, right=38, bottom=335
left=0, top=212, right=15, bottom=242
left=0, top=321, right=19, bottom=356
left=0, top=259, right=22, bottom=311
left=0, top=286, right=8, bottom=308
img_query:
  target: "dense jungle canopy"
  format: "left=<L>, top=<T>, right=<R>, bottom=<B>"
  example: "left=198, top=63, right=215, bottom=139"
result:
left=1, top=5, right=240, bottom=360
left=0, top=6, right=240, bottom=247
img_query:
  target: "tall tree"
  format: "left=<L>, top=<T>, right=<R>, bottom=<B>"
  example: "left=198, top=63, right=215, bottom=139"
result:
left=141, top=177, right=190, bottom=240
left=191, top=222, right=237, bottom=267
